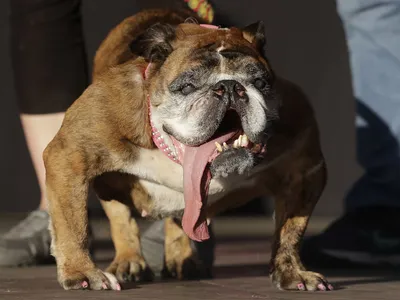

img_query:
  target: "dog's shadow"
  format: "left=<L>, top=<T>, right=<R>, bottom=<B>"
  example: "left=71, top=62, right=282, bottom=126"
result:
left=214, top=264, right=400, bottom=290
left=92, top=238, right=400, bottom=291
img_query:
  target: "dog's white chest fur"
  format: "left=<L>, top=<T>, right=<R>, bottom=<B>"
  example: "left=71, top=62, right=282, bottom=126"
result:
left=122, top=148, right=262, bottom=215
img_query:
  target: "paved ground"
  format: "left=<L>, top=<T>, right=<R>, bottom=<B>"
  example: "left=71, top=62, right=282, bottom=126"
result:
left=1, top=216, right=400, bottom=300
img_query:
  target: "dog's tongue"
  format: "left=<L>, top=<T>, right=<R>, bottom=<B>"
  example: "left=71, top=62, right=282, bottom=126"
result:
left=182, top=132, right=236, bottom=242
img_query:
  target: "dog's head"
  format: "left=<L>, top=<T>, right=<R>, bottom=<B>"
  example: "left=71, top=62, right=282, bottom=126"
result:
left=130, top=20, right=280, bottom=241
left=131, top=20, right=279, bottom=154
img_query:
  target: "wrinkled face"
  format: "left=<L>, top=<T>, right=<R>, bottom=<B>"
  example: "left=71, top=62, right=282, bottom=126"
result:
left=157, top=45, right=279, bottom=146
left=135, top=22, right=280, bottom=163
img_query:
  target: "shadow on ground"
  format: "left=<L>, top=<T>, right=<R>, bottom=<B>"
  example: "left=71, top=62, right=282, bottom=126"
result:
left=214, top=263, right=400, bottom=290
left=90, top=237, right=400, bottom=291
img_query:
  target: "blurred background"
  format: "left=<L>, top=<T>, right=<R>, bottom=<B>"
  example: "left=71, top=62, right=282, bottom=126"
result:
left=0, top=0, right=359, bottom=217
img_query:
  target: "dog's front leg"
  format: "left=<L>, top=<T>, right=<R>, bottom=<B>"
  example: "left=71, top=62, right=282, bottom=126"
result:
left=44, top=147, right=120, bottom=291
left=269, top=160, right=333, bottom=291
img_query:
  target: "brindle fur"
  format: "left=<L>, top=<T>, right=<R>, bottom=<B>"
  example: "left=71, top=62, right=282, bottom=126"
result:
left=44, top=9, right=330, bottom=291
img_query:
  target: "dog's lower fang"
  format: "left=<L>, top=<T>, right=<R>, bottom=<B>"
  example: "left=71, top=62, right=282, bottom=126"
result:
left=215, top=142, right=223, bottom=152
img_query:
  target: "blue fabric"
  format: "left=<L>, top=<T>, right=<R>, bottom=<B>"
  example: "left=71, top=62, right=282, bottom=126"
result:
left=336, top=0, right=400, bottom=210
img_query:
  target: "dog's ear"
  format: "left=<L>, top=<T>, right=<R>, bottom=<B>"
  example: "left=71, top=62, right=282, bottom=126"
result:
left=242, top=21, right=266, bottom=52
left=130, top=23, right=176, bottom=62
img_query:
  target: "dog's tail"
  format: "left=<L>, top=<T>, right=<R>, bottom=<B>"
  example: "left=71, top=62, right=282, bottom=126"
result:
left=92, top=9, right=201, bottom=81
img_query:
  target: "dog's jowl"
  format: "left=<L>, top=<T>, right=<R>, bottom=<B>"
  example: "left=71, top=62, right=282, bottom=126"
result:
left=44, top=9, right=331, bottom=292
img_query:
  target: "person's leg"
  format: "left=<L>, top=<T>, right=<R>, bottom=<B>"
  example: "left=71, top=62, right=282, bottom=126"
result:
left=21, top=113, right=65, bottom=210
left=0, top=0, right=88, bottom=267
left=301, top=0, right=400, bottom=267
left=13, top=0, right=89, bottom=211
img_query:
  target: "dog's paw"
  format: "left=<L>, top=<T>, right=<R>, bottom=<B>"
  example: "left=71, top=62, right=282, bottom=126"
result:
left=106, top=253, right=152, bottom=283
left=164, top=251, right=209, bottom=280
left=271, top=268, right=333, bottom=292
left=210, top=147, right=255, bottom=178
left=59, top=267, right=121, bottom=291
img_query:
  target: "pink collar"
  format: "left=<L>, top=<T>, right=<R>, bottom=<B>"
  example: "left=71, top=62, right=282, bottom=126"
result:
left=145, top=23, right=220, bottom=165
left=147, top=96, right=180, bottom=164
left=145, top=63, right=181, bottom=164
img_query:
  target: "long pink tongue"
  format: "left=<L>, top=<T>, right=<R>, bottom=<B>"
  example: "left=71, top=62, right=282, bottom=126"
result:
left=182, top=132, right=237, bottom=242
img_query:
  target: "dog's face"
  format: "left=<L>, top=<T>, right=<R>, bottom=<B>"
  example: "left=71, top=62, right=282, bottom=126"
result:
left=131, top=21, right=280, bottom=174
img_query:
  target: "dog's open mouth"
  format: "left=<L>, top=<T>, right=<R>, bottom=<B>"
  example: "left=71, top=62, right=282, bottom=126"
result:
left=209, top=111, right=267, bottom=161
left=165, top=110, right=267, bottom=243
left=171, top=111, right=267, bottom=163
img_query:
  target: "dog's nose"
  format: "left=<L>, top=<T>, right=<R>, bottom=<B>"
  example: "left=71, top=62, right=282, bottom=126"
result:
left=213, top=80, right=247, bottom=102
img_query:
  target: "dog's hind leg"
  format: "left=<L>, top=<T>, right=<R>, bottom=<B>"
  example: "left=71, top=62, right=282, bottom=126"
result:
left=99, top=198, right=152, bottom=283
left=92, top=172, right=153, bottom=283
left=164, top=217, right=211, bottom=280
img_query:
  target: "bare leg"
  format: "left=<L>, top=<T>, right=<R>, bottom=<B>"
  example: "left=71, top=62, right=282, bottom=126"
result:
left=20, top=112, right=65, bottom=210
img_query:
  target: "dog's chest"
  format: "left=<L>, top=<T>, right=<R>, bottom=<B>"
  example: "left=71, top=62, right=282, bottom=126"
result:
left=137, top=180, right=185, bottom=217
left=123, top=148, right=265, bottom=217
left=138, top=176, right=259, bottom=217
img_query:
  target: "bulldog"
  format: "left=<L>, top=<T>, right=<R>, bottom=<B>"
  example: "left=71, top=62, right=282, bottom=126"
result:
left=44, top=9, right=332, bottom=292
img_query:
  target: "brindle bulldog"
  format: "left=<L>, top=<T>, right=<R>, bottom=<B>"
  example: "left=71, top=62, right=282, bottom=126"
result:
left=44, top=9, right=332, bottom=292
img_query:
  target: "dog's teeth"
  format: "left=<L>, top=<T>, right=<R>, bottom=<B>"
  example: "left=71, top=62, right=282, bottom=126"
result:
left=215, top=142, right=223, bottom=152
left=223, top=142, right=229, bottom=150
left=207, top=218, right=211, bottom=225
left=241, top=134, right=249, bottom=147
left=233, top=140, right=239, bottom=148
left=238, top=135, right=242, bottom=146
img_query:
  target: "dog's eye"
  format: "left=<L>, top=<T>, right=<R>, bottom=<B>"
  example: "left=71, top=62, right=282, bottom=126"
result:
left=181, top=83, right=196, bottom=95
left=254, top=79, right=267, bottom=90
